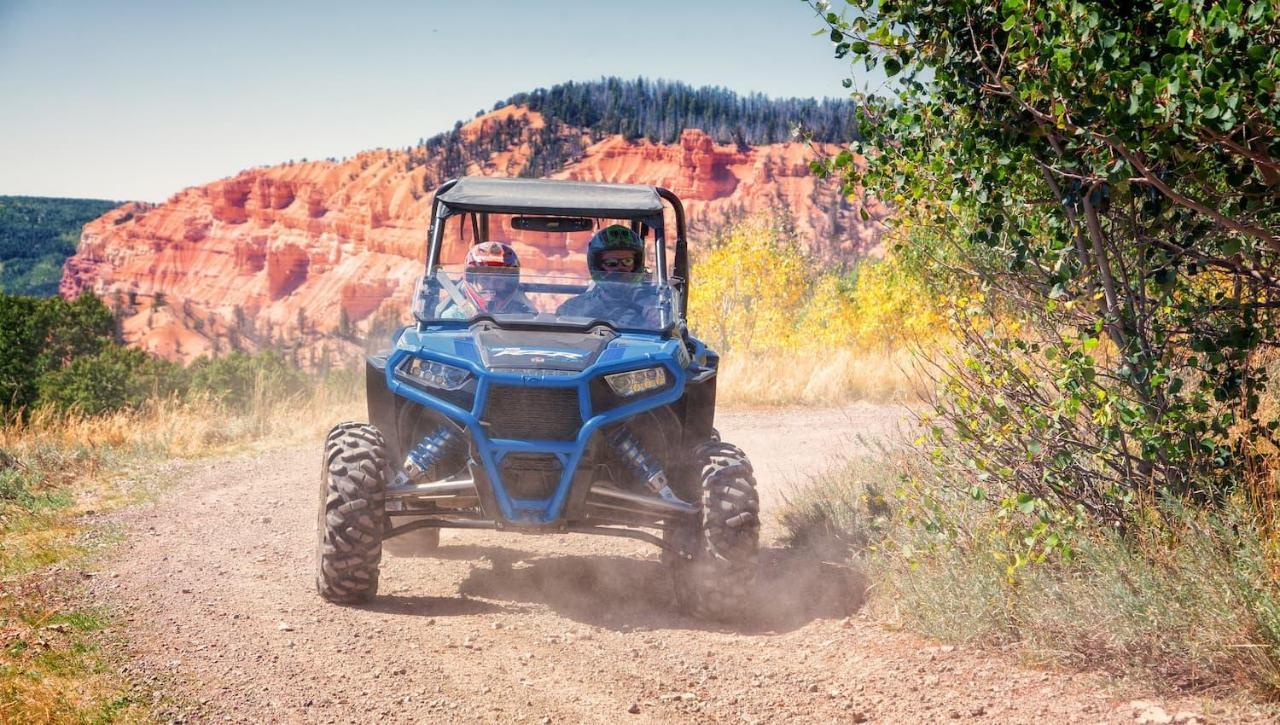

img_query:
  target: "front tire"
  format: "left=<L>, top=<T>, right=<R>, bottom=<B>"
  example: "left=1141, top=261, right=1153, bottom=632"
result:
left=316, top=422, right=387, bottom=604
left=669, top=440, right=760, bottom=620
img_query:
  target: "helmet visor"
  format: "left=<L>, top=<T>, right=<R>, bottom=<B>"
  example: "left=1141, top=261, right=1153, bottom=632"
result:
left=465, top=267, right=519, bottom=301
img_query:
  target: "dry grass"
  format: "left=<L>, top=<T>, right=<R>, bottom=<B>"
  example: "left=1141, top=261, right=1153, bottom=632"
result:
left=779, top=451, right=1280, bottom=700
left=715, top=348, right=930, bottom=407
left=1, top=576, right=150, bottom=723
left=872, top=493, right=1280, bottom=696
left=0, top=380, right=363, bottom=722
left=777, top=454, right=897, bottom=555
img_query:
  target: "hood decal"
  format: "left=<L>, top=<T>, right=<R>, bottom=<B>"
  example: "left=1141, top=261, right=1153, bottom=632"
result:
left=491, top=347, right=587, bottom=361
left=474, top=329, right=614, bottom=371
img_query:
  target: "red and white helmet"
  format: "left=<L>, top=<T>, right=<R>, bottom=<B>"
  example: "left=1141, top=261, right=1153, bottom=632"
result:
left=463, top=241, right=520, bottom=310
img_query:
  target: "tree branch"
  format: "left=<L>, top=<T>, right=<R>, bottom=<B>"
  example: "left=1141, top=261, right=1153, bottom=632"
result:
left=1101, top=139, right=1280, bottom=254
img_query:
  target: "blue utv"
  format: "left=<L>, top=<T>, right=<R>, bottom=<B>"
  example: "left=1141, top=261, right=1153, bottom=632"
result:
left=316, top=177, right=759, bottom=620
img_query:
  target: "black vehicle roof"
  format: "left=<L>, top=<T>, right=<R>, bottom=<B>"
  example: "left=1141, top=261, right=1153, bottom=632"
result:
left=436, top=176, right=666, bottom=218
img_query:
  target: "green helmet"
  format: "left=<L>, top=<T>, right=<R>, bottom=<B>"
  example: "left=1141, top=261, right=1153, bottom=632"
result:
left=587, top=224, right=645, bottom=281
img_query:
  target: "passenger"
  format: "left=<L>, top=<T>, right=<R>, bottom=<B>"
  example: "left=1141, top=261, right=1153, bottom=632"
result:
left=557, top=224, right=655, bottom=324
left=437, top=241, right=535, bottom=319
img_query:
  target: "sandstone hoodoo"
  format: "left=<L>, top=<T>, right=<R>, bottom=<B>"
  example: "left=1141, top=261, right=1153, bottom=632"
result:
left=61, top=80, right=887, bottom=363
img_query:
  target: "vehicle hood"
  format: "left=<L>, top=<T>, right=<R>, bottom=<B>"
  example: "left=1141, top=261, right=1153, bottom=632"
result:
left=396, top=325, right=680, bottom=373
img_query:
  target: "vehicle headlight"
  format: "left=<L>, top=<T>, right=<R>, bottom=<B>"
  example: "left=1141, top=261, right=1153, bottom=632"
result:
left=604, top=366, right=668, bottom=397
left=399, top=357, right=471, bottom=391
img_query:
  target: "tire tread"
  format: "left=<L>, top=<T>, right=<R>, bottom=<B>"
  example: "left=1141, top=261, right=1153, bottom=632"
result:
left=316, top=421, right=387, bottom=604
left=671, top=439, right=760, bottom=620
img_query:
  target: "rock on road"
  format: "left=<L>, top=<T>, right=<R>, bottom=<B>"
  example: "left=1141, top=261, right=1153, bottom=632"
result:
left=93, top=404, right=1201, bottom=723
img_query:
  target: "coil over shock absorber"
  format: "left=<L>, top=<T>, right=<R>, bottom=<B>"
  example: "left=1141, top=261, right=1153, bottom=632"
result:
left=394, top=425, right=459, bottom=487
left=607, top=426, right=682, bottom=504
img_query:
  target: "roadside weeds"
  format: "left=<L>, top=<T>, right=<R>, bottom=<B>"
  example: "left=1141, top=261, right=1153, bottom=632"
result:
left=0, top=388, right=362, bottom=722
left=778, top=449, right=1280, bottom=719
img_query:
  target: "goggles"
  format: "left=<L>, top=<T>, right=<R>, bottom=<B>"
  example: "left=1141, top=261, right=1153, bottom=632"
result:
left=599, top=256, right=638, bottom=271
left=466, top=267, right=518, bottom=297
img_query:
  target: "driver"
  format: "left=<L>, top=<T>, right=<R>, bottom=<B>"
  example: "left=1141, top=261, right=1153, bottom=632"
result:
left=437, top=241, right=535, bottom=319
left=557, top=224, right=654, bottom=323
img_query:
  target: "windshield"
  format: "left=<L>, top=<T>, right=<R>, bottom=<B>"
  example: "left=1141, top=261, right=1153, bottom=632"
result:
left=416, top=210, right=675, bottom=332
left=434, top=211, right=666, bottom=276
left=413, top=268, right=677, bottom=333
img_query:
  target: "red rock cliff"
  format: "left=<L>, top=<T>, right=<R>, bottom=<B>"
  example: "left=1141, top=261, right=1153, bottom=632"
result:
left=61, top=106, right=885, bottom=363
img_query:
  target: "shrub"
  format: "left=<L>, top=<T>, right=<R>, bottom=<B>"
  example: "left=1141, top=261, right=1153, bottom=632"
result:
left=34, top=345, right=187, bottom=416
left=3, top=293, right=319, bottom=419
left=778, top=454, right=894, bottom=556
left=186, top=350, right=309, bottom=411
left=782, top=453, right=1280, bottom=694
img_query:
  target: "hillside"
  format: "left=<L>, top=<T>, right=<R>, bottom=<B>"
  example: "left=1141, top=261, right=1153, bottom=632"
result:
left=0, top=196, right=120, bottom=296
left=59, top=79, right=885, bottom=363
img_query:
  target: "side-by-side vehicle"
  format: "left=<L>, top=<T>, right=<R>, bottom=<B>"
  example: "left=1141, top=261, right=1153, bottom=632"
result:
left=316, top=177, right=759, bottom=619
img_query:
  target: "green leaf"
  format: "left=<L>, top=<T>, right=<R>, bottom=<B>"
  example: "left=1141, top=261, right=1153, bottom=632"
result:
left=1053, top=48, right=1072, bottom=71
left=1016, top=494, right=1037, bottom=514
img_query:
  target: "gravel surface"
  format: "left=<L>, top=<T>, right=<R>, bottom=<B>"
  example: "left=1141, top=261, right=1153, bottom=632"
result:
left=90, top=404, right=1228, bottom=723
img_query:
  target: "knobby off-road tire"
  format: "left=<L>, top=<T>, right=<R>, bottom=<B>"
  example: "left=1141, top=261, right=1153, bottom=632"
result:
left=670, top=440, right=760, bottom=620
left=316, top=421, right=387, bottom=604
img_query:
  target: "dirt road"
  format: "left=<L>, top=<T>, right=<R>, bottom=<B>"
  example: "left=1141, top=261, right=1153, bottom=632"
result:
left=93, top=404, right=1205, bottom=723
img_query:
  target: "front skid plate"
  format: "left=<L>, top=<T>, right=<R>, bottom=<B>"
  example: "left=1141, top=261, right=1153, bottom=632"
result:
left=383, top=516, right=688, bottom=557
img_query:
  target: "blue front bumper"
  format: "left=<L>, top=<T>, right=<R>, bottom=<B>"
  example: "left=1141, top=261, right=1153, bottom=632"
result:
left=384, top=343, right=687, bottom=526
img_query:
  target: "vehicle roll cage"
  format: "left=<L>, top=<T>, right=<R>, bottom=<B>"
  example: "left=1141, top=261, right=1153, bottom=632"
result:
left=424, top=177, right=690, bottom=315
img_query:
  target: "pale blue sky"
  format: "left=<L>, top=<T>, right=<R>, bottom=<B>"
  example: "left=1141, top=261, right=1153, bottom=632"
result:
left=0, top=1, right=871, bottom=202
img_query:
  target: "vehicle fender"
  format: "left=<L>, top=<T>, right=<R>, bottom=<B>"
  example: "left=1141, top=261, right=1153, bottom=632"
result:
left=365, top=353, right=402, bottom=465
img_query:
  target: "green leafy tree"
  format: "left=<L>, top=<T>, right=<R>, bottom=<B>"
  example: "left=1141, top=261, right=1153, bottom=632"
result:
left=38, top=292, right=114, bottom=368
left=0, top=293, right=114, bottom=417
left=808, top=0, right=1280, bottom=521
left=35, top=344, right=186, bottom=416
left=186, top=350, right=308, bottom=411
left=0, top=295, right=48, bottom=415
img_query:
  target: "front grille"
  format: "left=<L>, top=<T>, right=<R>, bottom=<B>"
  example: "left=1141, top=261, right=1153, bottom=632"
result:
left=499, top=453, right=563, bottom=499
left=501, top=368, right=578, bottom=377
left=482, top=385, right=581, bottom=441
